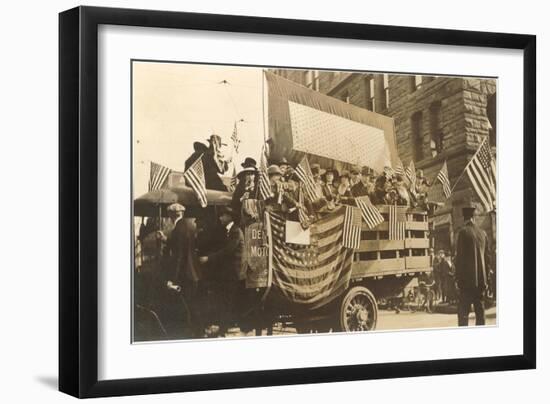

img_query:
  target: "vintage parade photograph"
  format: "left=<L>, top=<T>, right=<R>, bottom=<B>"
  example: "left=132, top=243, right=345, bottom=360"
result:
left=132, top=61, right=497, bottom=342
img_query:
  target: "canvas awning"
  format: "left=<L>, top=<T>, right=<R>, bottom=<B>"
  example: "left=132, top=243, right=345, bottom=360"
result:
left=265, top=71, right=398, bottom=173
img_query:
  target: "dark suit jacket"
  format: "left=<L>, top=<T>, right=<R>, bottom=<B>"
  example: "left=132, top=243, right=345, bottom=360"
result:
left=165, top=218, right=199, bottom=284
left=455, top=221, right=490, bottom=291
left=207, top=222, right=246, bottom=281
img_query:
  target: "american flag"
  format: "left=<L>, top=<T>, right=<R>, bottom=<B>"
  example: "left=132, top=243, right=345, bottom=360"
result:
left=389, top=204, right=407, bottom=240
left=297, top=184, right=310, bottom=230
left=405, top=160, right=417, bottom=196
left=437, top=160, right=452, bottom=199
left=230, top=122, right=240, bottom=153
left=355, top=196, right=384, bottom=229
left=267, top=207, right=353, bottom=310
left=229, top=165, right=238, bottom=192
left=183, top=156, right=207, bottom=208
left=342, top=205, right=362, bottom=249
left=466, top=137, right=496, bottom=212
left=258, top=152, right=274, bottom=200
left=395, top=158, right=405, bottom=177
left=295, top=155, right=321, bottom=202
left=148, top=161, right=171, bottom=191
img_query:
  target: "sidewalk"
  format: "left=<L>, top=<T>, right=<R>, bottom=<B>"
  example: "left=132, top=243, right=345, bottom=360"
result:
left=434, top=302, right=497, bottom=319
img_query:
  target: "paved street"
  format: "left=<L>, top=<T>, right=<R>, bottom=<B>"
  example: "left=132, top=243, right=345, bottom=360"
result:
left=223, top=307, right=497, bottom=337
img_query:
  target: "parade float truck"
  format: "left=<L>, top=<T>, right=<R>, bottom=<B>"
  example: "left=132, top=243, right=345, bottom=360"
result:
left=133, top=72, right=433, bottom=336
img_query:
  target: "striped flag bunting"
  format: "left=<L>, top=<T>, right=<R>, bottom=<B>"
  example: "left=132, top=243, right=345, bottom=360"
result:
left=389, top=204, right=407, bottom=240
left=295, top=155, right=321, bottom=202
left=229, top=165, right=237, bottom=192
left=437, top=160, right=452, bottom=199
left=355, top=196, right=384, bottom=229
left=342, top=205, right=362, bottom=249
left=258, top=152, right=274, bottom=200
left=148, top=161, right=171, bottom=192
left=230, top=122, right=240, bottom=153
left=466, top=137, right=496, bottom=212
left=297, top=184, right=310, bottom=230
left=384, top=166, right=395, bottom=177
left=267, top=206, right=354, bottom=310
left=183, top=156, right=208, bottom=208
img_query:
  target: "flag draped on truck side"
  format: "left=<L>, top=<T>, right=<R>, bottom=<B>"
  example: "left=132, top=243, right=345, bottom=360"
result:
left=266, top=205, right=354, bottom=309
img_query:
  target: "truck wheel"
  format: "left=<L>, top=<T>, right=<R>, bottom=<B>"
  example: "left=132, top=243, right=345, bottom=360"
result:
left=339, top=286, right=378, bottom=332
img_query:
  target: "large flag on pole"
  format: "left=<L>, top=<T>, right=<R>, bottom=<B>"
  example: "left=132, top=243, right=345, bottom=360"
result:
left=395, top=157, right=405, bottom=177
left=466, top=137, right=496, bottom=211
left=183, top=157, right=208, bottom=208
left=148, top=161, right=171, bottom=191
left=229, top=165, right=237, bottom=192
left=437, top=160, right=452, bottom=199
left=405, top=160, right=417, bottom=197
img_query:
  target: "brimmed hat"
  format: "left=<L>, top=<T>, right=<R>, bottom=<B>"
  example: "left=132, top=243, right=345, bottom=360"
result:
left=167, top=203, right=185, bottom=213
left=361, top=166, right=371, bottom=176
left=310, top=163, right=325, bottom=176
left=278, top=157, right=290, bottom=167
left=267, top=165, right=283, bottom=176
left=350, top=166, right=361, bottom=175
left=241, top=157, right=257, bottom=169
left=206, top=134, right=227, bottom=146
left=340, top=170, right=351, bottom=179
left=237, top=167, right=257, bottom=178
left=325, top=168, right=339, bottom=177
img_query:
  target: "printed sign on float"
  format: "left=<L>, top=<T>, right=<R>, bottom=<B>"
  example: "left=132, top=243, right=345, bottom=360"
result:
left=245, top=221, right=269, bottom=288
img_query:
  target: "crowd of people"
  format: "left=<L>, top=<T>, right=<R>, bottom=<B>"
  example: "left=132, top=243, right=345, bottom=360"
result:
left=230, top=154, right=435, bottom=228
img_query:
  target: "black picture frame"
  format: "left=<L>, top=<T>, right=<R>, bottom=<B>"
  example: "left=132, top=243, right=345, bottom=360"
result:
left=59, top=5, right=536, bottom=398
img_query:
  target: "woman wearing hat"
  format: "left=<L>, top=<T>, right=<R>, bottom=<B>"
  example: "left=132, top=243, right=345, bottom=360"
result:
left=321, top=168, right=338, bottom=205
left=336, top=171, right=354, bottom=206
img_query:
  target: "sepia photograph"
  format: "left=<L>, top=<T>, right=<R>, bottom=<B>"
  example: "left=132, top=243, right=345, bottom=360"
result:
left=132, top=60, right=497, bottom=342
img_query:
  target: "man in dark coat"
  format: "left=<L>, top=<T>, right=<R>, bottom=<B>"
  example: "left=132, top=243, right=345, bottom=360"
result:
left=198, top=207, right=245, bottom=333
left=202, top=134, right=230, bottom=191
left=184, top=141, right=208, bottom=171
left=454, top=204, right=490, bottom=326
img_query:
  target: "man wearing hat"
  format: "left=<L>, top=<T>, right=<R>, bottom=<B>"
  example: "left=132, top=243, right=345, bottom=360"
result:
left=157, top=203, right=200, bottom=336
left=202, top=134, right=229, bottom=191
left=198, top=206, right=245, bottom=334
left=278, top=157, right=291, bottom=177
left=184, top=141, right=208, bottom=171
left=231, top=159, right=258, bottom=225
left=350, top=166, right=362, bottom=187
left=351, top=166, right=374, bottom=198
left=454, top=203, right=490, bottom=326
left=265, top=165, right=300, bottom=214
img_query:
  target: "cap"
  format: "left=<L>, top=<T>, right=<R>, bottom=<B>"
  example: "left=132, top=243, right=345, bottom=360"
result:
left=167, top=203, right=186, bottom=213
left=267, top=165, right=283, bottom=176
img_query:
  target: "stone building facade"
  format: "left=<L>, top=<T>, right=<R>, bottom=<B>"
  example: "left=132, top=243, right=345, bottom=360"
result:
left=270, top=68, right=497, bottom=253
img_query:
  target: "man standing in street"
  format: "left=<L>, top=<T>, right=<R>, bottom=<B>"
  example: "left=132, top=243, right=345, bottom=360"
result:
left=198, top=207, right=245, bottom=335
left=454, top=203, right=490, bottom=326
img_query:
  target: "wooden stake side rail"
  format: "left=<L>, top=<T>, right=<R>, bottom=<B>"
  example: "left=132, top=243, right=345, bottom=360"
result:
left=351, top=256, right=432, bottom=278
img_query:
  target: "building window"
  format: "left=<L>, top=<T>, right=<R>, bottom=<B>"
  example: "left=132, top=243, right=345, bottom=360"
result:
left=429, top=101, right=444, bottom=156
left=410, top=75, right=423, bottom=92
left=307, top=70, right=320, bottom=91
left=369, top=77, right=376, bottom=111
left=383, top=74, right=390, bottom=109
left=411, top=111, right=424, bottom=161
